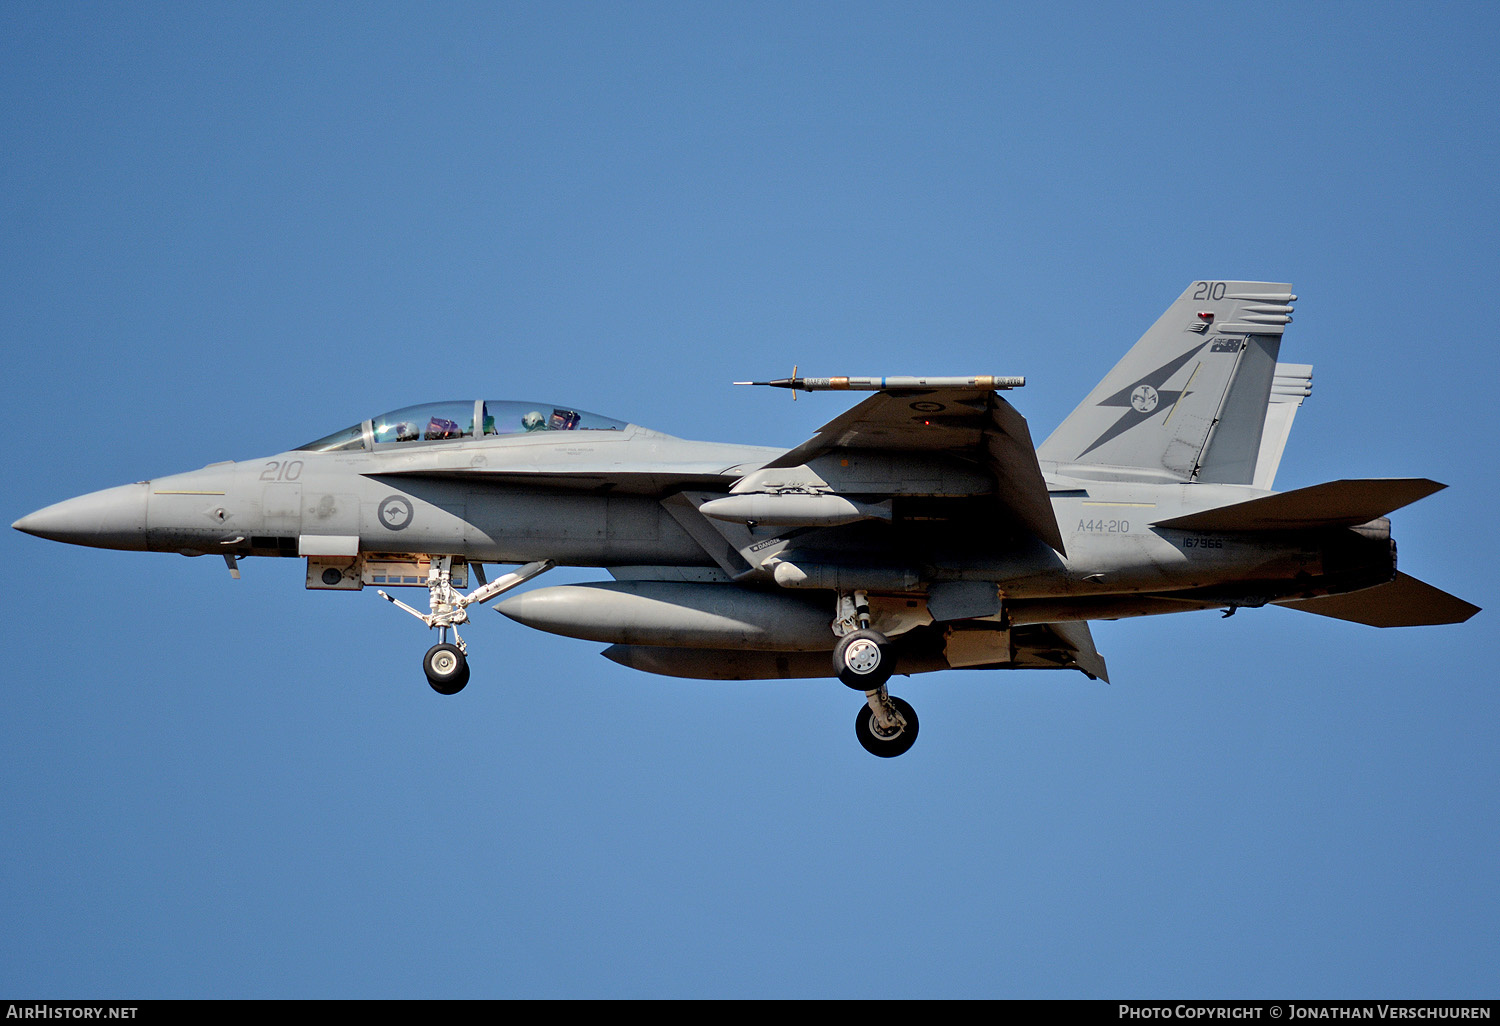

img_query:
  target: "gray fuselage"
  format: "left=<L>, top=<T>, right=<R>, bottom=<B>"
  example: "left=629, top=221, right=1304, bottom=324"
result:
left=15, top=422, right=1392, bottom=620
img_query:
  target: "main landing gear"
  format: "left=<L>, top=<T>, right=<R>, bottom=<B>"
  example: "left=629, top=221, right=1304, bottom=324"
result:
left=834, top=590, right=918, bottom=758
left=380, top=557, right=554, bottom=694
left=854, top=693, right=919, bottom=758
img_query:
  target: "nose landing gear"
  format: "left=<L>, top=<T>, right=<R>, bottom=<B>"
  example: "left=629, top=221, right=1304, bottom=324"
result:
left=380, top=557, right=554, bottom=694
left=423, top=641, right=470, bottom=695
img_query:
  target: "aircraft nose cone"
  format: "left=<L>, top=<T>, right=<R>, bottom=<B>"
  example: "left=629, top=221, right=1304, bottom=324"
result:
left=13, top=482, right=150, bottom=551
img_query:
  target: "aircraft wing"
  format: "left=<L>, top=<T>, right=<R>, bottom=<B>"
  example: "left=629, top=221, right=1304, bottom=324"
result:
left=601, top=619, right=1110, bottom=682
left=761, top=387, right=1066, bottom=554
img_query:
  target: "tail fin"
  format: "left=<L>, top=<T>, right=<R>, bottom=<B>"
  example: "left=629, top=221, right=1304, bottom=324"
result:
left=1038, top=281, right=1296, bottom=482
left=1252, top=363, right=1313, bottom=490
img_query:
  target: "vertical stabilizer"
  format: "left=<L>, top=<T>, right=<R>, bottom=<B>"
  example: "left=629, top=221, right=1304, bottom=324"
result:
left=1251, top=363, right=1313, bottom=490
left=1038, top=281, right=1296, bottom=482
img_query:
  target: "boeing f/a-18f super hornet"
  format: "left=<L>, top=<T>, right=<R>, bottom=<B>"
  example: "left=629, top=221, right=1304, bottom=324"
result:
left=14, top=281, right=1479, bottom=756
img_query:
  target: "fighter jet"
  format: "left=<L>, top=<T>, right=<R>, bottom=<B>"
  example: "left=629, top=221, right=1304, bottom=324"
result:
left=13, top=281, right=1478, bottom=757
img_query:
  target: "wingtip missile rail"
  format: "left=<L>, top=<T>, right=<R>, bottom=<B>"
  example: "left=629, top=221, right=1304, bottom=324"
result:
left=733, top=374, right=1025, bottom=392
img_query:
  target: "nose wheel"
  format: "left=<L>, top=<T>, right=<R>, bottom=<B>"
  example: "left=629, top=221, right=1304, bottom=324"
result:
left=379, top=557, right=554, bottom=694
left=424, top=643, right=470, bottom=695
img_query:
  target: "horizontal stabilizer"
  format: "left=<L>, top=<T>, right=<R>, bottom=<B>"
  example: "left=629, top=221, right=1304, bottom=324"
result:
left=1277, top=573, right=1480, bottom=627
left=1153, top=478, right=1444, bottom=532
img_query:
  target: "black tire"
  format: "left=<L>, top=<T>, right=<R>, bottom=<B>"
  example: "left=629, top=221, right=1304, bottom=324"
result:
left=832, top=629, right=894, bottom=690
left=424, top=643, right=469, bottom=695
left=854, top=695, right=919, bottom=758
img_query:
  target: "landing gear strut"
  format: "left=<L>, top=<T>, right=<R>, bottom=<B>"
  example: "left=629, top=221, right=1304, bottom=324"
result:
left=854, top=689, right=919, bottom=758
left=834, top=589, right=917, bottom=757
left=380, top=557, right=554, bottom=694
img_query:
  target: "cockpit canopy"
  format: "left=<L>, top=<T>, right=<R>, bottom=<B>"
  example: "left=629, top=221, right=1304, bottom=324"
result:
left=297, top=400, right=627, bottom=453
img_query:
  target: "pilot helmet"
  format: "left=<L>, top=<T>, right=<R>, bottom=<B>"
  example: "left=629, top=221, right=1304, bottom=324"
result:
left=522, top=410, right=545, bottom=431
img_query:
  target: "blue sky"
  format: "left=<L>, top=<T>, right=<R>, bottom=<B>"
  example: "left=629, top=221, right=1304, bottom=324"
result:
left=3, top=1, right=1496, bottom=998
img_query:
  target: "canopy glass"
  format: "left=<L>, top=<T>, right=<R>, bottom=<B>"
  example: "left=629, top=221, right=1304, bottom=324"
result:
left=297, top=401, right=626, bottom=453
